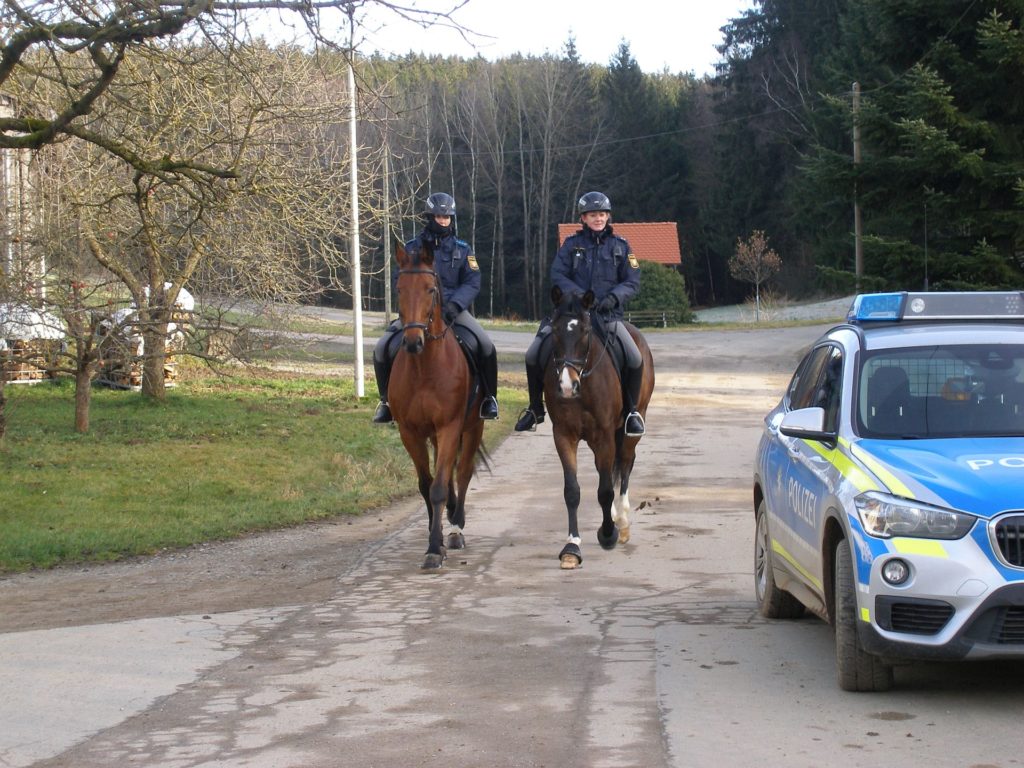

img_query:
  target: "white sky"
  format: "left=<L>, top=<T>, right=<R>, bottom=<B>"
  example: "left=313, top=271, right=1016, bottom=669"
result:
left=343, top=0, right=755, bottom=77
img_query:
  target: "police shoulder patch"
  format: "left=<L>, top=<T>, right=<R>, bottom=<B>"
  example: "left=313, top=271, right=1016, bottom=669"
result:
left=628, top=253, right=640, bottom=269
left=467, top=254, right=479, bottom=271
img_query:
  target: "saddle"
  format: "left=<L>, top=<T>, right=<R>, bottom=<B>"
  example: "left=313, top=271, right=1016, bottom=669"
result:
left=592, top=316, right=628, bottom=381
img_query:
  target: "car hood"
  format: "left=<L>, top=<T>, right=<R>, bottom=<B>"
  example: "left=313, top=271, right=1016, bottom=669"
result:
left=853, top=437, right=1024, bottom=517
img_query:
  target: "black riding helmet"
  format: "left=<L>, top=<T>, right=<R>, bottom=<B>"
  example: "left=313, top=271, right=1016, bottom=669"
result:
left=424, top=192, right=456, bottom=218
left=577, top=191, right=612, bottom=216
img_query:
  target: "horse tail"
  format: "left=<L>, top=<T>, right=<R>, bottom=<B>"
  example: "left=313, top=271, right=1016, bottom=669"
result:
left=475, top=440, right=493, bottom=474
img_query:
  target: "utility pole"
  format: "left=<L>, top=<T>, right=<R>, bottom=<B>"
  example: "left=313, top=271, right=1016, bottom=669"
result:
left=382, top=126, right=392, bottom=325
left=923, top=197, right=929, bottom=291
left=348, top=55, right=364, bottom=398
left=852, top=82, right=863, bottom=292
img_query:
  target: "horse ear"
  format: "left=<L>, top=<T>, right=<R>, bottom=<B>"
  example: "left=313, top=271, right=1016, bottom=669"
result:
left=551, top=286, right=563, bottom=306
left=395, top=240, right=408, bottom=268
left=582, top=290, right=596, bottom=310
left=419, top=238, right=435, bottom=267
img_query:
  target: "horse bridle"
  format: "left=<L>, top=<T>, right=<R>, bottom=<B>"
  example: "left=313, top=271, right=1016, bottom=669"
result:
left=397, top=268, right=450, bottom=341
left=553, top=313, right=614, bottom=381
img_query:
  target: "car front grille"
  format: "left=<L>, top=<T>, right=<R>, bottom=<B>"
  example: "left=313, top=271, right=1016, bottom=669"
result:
left=876, top=597, right=954, bottom=635
left=993, top=514, right=1024, bottom=567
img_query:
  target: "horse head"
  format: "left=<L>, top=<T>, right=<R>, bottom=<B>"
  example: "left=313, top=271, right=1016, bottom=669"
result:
left=395, top=239, right=443, bottom=355
left=550, top=286, right=598, bottom=400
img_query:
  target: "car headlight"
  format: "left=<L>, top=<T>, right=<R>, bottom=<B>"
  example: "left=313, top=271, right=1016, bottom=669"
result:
left=854, top=492, right=976, bottom=539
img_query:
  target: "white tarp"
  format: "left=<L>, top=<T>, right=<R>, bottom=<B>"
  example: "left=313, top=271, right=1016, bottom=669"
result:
left=0, top=304, right=66, bottom=350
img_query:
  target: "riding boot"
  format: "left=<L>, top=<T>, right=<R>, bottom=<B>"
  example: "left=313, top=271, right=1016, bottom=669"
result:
left=479, top=346, right=499, bottom=420
left=514, top=360, right=546, bottom=432
left=372, top=354, right=393, bottom=424
left=623, top=364, right=646, bottom=437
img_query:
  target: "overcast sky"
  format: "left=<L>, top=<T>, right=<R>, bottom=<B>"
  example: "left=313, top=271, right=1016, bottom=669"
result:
left=330, top=1, right=755, bottom=77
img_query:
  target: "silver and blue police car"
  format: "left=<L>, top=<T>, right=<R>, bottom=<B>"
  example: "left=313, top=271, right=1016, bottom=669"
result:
left=753, top=291, right=1024, bottom=691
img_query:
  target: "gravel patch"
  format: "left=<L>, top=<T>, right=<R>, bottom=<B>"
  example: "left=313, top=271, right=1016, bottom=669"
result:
left=694, top=295, right=856, bottom=324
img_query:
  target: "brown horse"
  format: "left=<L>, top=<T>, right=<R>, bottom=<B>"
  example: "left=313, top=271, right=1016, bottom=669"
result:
left=544, top=287, right=655, bottom=569
left=387, top=240, right=486, bottom=569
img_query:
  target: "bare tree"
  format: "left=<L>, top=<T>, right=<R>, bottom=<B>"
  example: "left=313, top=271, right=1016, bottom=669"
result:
left=729, top=229, right=782, bottom=322
left=24, top=41, right=353, bottom=416
left=0, top=1, right=468, bottom=157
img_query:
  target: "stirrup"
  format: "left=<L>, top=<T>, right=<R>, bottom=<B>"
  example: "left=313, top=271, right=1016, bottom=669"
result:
left=372, top=401, right=393, bottom=424
left=480, top=396, right=499, bottom=420
left=624, top=411, right=645, bottom=437
left=514, top=407, right=544, bottom=432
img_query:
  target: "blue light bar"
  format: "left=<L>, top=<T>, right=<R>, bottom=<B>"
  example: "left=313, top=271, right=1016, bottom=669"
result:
left=848, top=293, right=904, bottom=322
left=848, top=291, right=1024, bottom=324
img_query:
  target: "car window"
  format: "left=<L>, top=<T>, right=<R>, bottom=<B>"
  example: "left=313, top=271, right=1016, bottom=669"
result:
left=816, top=347, right=843, bottom=432
left=789, top=345, right=833, bottom=411
left=858, top=344, right=1024, bottom=437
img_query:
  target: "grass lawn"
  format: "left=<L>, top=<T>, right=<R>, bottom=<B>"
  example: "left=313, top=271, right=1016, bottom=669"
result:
left=0, top=366, right=524, bottom=573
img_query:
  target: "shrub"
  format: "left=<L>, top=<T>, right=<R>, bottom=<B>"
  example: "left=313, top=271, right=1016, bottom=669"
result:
left=631, top=261, right=694, bottom=324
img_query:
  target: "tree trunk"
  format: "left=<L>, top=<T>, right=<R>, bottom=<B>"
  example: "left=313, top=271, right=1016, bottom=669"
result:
left=74, top=364, right=93, bottom=433
left=0, top=377, right=6, bottom=440
left=141, top=325, right=168, bottom=400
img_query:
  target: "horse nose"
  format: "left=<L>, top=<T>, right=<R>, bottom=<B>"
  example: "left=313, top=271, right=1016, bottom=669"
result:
left=403, top=335, right=424, bottom=354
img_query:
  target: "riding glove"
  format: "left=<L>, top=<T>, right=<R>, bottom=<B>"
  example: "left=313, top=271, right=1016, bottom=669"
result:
left=443, top=301, right=460, bottom=325
left=597, top=294, right=618, bottom=313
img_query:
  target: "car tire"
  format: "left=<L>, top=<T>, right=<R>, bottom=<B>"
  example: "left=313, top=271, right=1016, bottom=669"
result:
left=755, top=500, right=805, bottom=619
left=834, top=539, right=894, bottom=692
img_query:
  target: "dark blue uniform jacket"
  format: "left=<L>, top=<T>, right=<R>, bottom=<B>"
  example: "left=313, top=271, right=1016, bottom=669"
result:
left=397, top=233, right=480, bottom=313
left=550, top=226, right=639, bottom=320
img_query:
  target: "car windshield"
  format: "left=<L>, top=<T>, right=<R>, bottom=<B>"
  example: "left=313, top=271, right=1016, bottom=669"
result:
left=858, top=344, right=1024, bottom=438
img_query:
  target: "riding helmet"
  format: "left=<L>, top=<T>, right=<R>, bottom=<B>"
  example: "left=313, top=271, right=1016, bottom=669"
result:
left=424, top=192, right=457, bottom=217
left=577, top=191, right=612, bottom=215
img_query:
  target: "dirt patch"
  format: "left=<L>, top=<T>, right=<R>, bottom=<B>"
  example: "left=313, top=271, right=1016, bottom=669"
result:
left=0, top=498, right=420, bottom=633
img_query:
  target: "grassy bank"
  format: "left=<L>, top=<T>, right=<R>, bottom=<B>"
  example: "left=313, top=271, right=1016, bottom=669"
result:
left=0, top=369, right=524, bottom=573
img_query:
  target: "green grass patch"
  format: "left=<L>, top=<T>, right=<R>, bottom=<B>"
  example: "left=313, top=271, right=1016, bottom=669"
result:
left=0, top=372, right=524, bottom=573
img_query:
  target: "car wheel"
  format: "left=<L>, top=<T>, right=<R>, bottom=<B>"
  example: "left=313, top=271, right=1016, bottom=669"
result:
left=834, top=539, right=893, bottom=692
left=755, top=500, right=805, bottom=619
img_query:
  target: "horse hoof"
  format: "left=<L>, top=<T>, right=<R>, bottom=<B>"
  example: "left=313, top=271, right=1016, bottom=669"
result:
left=618, top=525, right=631, bottom=544
left=559, top=542, right=583, bottom=569
left=422, top=551, right=446, bottom=570
left=597, top=525, right=619, bottom=550
left=447, top=531, right=465, bottom=550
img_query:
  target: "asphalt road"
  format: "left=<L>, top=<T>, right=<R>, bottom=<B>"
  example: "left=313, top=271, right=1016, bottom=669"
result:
left=3, top=320, right=1024, bottom=768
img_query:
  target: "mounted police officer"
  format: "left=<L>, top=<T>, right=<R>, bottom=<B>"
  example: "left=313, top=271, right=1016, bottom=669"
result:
left=372, top=192, right=500, bottom=424
left=514, top=191, right=646, bottom=437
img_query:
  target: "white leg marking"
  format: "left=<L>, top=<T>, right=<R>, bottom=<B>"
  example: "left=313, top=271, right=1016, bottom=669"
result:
left=614, top=490, right=632, bottom=529
left=566, top=535, right=582, bottom=546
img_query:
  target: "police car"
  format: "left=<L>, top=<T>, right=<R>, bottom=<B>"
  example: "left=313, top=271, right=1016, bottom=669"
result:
left=753, top=291, right=1024, bottom=691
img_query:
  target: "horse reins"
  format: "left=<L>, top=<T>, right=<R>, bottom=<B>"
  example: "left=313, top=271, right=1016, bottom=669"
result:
left=397, top=267, right=450, bottom=341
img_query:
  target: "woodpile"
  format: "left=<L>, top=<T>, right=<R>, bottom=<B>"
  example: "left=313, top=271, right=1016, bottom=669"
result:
left=0, top=338, right=62, bottom=383
left=0, top=304, right=65, bottom=384
left=95, top=319, right=186, bottom=391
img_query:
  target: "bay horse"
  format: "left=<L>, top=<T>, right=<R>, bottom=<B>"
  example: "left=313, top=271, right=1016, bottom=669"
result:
left=387, top=240, right=486, bottom=569
left=544, top=287, right=655, bottom=569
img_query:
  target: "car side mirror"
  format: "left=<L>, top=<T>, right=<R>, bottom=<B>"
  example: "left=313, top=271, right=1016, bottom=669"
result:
left=780, top=407, right=836, bottom=443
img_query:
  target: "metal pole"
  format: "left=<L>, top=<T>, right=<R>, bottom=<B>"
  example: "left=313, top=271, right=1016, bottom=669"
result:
left=852, top=82, right=863, bottom=293
left=349, top=58, right=364, bottom=398
left=382, top=130, right=392, bottom=325
left=923, top=198, right=929, bottom=291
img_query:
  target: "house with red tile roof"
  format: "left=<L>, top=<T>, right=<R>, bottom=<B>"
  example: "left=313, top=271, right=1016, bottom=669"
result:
left=557, top=222, right=682, bottom=269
